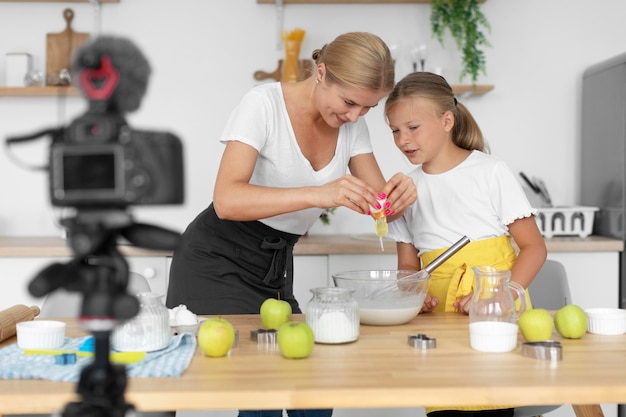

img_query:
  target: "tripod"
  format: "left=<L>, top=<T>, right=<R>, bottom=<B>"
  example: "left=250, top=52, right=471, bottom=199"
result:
left=29, top=208, right=181, bottom=417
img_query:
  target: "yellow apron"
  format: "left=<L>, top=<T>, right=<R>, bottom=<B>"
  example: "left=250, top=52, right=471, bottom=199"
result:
left=421, top=235, right=531, bottom=313
left=421, top=236, right=531, bottom=414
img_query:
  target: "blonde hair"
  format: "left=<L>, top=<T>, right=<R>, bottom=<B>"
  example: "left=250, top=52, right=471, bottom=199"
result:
left=385, top=72, right=486, bottom=152
left=312, top=32, right=394, bottom=92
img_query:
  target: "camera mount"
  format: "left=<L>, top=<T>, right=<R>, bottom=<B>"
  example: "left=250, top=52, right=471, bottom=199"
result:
left=29, top=208, right=181, bottom=417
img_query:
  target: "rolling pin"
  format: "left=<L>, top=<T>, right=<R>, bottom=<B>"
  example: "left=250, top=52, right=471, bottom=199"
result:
left=0, top=305, right=40, bottom=343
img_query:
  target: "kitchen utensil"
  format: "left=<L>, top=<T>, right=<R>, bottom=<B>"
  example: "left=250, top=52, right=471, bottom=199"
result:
left=367, top=235, right=470, bottom=299
left=585, top=308, right=626, bottom=335
left=112, top=292, right=170, bottom=352
left=305, top=287, right=359, bottom=344
left=469, top=266, right=527, bottom=352
left=23, top=349, right=146, bottom=365
left=16, top=320, right=66, bottom=349
left=332, top=236, right=470, bottom=325
left=519, top=172, right=553, bottom=207
left=46, top=8, right=90, bottom=86
left=0, top=305, right=40, bottom=343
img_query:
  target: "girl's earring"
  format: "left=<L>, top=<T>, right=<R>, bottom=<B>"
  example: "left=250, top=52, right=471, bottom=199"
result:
left=315, top=79, right=320, bottom=84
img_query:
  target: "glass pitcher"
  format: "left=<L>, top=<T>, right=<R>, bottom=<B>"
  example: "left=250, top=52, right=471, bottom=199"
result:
left=469, top=266, right=527, bottom=352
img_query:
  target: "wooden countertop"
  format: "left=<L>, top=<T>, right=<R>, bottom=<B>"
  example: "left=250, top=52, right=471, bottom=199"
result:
left=0, top=313, right=620, bottom=415
left=0, top=235, right=622, bottom=258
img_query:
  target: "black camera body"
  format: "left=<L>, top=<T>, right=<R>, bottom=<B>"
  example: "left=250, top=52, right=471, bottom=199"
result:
left=50, top=112, right=184, bottom=207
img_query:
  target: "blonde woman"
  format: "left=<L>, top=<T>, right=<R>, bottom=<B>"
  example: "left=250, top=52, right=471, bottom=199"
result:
left=167, top=32, right=417, bottom=417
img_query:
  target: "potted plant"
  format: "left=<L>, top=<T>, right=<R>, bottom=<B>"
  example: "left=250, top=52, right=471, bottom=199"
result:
left=430, top=0, right=491, bottom=84
left=319, top=208, right=337, bottom=226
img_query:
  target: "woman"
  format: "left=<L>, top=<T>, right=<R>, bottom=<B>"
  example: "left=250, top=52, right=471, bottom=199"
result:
left=166, top=32, right=416, bottom=417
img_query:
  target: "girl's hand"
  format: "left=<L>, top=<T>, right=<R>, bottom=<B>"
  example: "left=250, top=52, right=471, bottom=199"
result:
left=420, top=295, right=439, bottom=313
left=453, top=291, right=474, bottom=315
left=381, top=173, right=416, bottom=217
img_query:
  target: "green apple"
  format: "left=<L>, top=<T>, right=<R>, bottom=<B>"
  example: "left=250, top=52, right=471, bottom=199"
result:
left=554, top=304, right=587, bottom=339
left=260, top=297, right=292, bottom=330
left=519, top=308, right=554, bottom=342
left=277, top=321, right=314, bottom=359
left=197, top=317, right=236, bottom=357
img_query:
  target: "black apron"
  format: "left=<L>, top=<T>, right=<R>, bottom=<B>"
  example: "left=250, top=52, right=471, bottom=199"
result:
left=166, top=204, right=302, bottom=315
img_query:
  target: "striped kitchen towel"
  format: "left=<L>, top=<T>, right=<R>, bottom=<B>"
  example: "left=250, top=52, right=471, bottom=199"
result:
left=0, top=333, right=196, bottom=382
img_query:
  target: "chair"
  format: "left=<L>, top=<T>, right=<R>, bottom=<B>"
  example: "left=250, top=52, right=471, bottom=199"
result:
left=527, top=259, right=572, bottom=310
left=514, top=259, right=573, bottom=417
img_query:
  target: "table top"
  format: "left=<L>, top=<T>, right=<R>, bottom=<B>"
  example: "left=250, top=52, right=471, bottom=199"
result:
left=0, top=313, right=625, bottom=415
left=0, top=235, right=622, bottom=258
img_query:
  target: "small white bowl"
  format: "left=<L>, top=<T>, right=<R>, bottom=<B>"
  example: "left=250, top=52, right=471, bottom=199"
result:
left=16, top=320, right=66, bottom=349
left=585, top=308, right=626, bottom=335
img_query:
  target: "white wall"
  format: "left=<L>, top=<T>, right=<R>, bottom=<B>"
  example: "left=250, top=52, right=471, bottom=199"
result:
left=1, top=0, right=625, bottom=237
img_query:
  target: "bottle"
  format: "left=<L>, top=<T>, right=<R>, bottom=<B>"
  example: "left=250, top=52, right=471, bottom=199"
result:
left=305, top=287, right=359, bottom=344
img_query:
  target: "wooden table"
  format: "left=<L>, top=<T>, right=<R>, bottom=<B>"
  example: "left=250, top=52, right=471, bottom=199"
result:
left=0, top=313, right=624, bottom=416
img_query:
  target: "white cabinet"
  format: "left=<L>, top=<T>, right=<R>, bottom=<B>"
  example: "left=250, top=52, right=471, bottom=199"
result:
left=127, top=256, right=171, bottom=298
left=293, top=255, right=329, bottom=310
left=0, top=257, right=70, bottom=310
left=0, top=256, right=170, bottom=312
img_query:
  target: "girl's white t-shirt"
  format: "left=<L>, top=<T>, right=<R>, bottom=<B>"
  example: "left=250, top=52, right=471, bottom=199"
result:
left=387, top=150, right=536, bottom=253
left=219, top=82, right=373, bottom=235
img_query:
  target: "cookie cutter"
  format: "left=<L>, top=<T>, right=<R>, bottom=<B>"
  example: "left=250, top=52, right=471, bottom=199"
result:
left=520, top=341, right=562, bottom=361
left=407, top=333, right=436, bottom=349
left=250, top=328, right=277, bottom=345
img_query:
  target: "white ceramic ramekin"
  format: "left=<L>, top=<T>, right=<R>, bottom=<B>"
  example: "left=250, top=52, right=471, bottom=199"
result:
left=585, top=308, right=626, bottom=335
left=16, top=320, right=66, bottom=349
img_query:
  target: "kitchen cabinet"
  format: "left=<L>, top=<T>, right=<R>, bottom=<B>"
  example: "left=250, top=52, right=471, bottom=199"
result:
left=0, top=256, right=70, bottom=310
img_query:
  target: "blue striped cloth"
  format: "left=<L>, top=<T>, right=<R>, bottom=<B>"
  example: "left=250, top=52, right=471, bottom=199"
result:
left=0, top=333, right=196, bottom=382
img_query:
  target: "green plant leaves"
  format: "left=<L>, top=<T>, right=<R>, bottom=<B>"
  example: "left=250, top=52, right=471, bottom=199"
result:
left=430, top=0, right=491, bottom=84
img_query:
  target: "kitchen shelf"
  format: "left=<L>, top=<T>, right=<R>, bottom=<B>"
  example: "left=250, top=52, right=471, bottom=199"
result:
left=258, top=0, right=431, bottom=3
left=451, top=84, right=494, bottom=98
left=0, top=86, right=80, bottom=97
left=0, top=1, right=119, bottom=3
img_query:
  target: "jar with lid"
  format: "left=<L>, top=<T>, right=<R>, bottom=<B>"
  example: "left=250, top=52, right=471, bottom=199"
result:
left=112, top=292, right=170, bottom=352
left=305, top=287, right=359, bottom=344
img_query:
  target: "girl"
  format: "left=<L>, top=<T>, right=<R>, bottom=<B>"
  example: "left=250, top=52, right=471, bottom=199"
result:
left=384, top=70, right=547, bottom=417
left=384, top=71, right=546, bottom=316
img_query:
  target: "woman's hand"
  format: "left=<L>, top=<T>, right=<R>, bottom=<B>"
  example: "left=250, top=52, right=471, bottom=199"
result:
left=316, top=174, right=378, bottom=215
left=382, top=173, right=416, bottom=218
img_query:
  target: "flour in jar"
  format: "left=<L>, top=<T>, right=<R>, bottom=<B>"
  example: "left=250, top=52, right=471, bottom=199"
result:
left=308, top=311, right=359, bottom=344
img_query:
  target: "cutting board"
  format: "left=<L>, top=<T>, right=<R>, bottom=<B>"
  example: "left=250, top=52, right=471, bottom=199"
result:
left=46, top=8, right=90, bottom=86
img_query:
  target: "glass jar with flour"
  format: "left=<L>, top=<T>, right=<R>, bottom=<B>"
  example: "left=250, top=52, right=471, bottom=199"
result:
left=305, top=287, right=359, bottom=344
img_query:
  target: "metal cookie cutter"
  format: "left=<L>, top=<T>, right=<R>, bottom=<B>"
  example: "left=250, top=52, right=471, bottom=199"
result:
left=520, top=341, right=562, bottom=361
left=250, top=328, right=277, bottom=345
left=408, top=333, right=437, bottom=350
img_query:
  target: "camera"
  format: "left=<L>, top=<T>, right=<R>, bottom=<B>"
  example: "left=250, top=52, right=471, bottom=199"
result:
left=50, top=112, right=184, bottom=207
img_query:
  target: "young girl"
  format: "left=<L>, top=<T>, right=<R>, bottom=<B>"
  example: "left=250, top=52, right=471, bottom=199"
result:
left=384, top=70, right=547, bottom=417
left=385, top=71, right=547, bottom=316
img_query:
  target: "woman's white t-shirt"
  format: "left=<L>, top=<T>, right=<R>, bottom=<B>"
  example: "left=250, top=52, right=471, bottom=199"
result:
left=387, top=150, right=536, bottom=253
left=219, top=82, right=373, bottom=235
